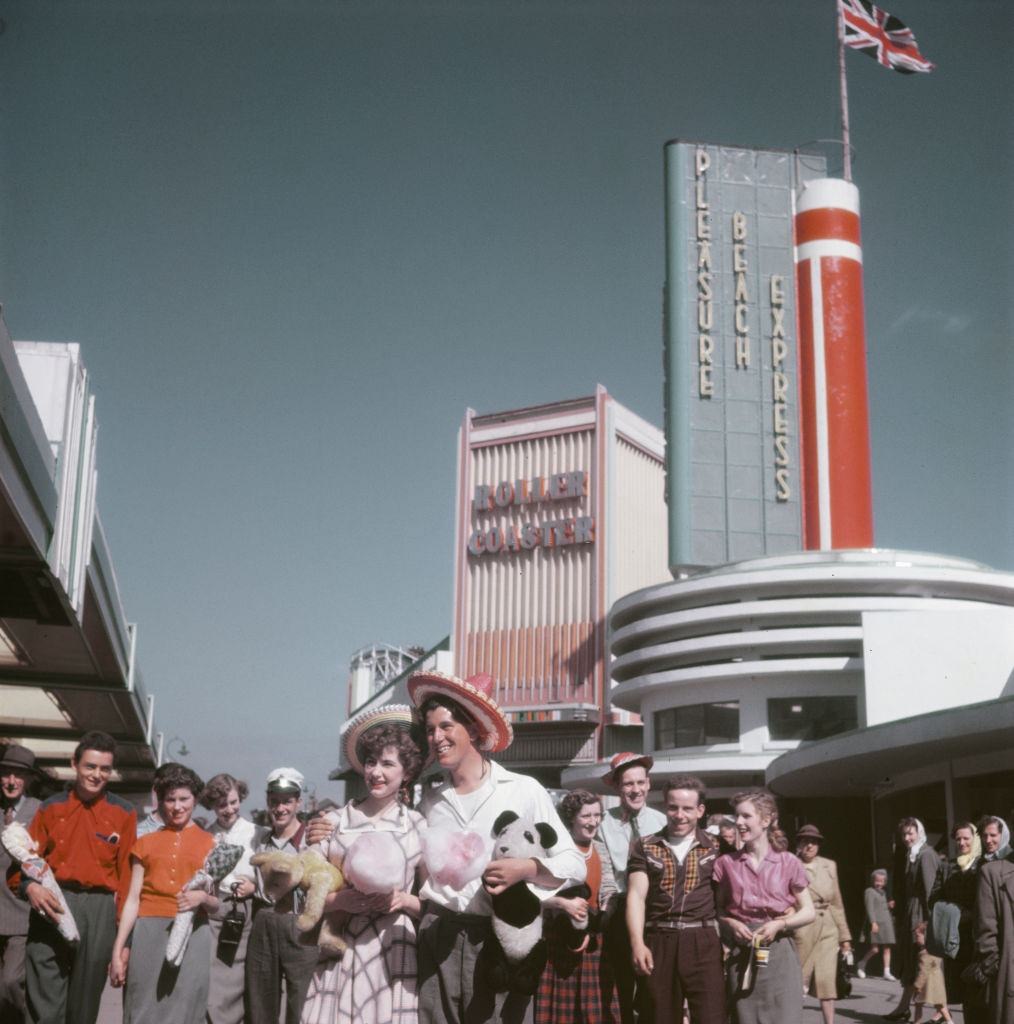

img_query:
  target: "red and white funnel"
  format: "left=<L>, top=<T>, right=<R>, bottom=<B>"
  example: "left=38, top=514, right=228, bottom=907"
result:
left=795, top=178, right=873, bottom=549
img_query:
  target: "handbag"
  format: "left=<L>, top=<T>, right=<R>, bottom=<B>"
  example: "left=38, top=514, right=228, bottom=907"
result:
left=836, top=952, right=853, bottom=999
left=216, top=901, right=246, bottom=967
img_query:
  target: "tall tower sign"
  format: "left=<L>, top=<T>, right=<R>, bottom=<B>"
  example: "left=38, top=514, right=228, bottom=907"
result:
left=663, top=140, right=826, bottom=572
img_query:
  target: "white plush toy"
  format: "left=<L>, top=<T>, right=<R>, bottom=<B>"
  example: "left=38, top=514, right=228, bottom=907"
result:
left=481, top=810, right=558, bottom=995
left=420, top=827, right=490, bottom=891
left=1, top=822, right=79, bottom=944
left=342, top=832, right=407, bottom=895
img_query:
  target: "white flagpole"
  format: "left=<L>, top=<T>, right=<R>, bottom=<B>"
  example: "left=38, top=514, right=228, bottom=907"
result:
left=837, top=0, right=853, bottom=181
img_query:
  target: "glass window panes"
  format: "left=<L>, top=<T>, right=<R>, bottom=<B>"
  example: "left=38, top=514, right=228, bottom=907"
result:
left=767, top=696, right=858, bottom=741
left=654, top=701, right=739, bottom=749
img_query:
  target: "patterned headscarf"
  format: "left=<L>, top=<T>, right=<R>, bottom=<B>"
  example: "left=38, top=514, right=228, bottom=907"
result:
left=955, top=824, right=982, bottom=873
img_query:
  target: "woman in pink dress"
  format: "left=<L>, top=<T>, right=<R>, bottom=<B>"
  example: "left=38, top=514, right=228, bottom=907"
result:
left=301, top=705, right=426, bottom=1024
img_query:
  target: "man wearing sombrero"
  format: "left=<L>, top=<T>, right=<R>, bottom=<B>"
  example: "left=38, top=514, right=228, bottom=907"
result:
left=598, top=753, right=666, bottom=1024
left=407, top=669, right=586, bottom=1024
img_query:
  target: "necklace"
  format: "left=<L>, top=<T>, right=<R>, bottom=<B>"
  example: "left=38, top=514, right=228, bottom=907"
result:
left=577, top=842, right=594, bottom=860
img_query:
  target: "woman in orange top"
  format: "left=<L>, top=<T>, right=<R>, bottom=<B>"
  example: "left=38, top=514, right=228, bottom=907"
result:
left=109, top=763, right=217, bottom=1024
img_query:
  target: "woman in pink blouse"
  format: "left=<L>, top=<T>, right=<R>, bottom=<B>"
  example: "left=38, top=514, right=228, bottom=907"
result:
left=714, top=789, right=815, bottom=1024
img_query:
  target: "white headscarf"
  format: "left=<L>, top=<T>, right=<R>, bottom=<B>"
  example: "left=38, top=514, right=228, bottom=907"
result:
left=983, top=816, right=1011, bottom=861
left=906, top=818, right=927, bottom=863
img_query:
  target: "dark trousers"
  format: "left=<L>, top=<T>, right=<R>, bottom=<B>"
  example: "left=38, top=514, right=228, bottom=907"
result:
left=25, top=890, right=115, bottom=1024
left=417, top=905, right=534, bottom=1024
left=604, top=899, right=638, bottom=1024
left=1, top=934, right=28, bottom=1023
left=244, top=908, right=318, bottom=1024
left=636, top=926, right=725, bottom=1024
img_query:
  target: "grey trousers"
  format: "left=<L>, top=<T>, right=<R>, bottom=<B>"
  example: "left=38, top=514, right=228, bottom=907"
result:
left=26, top=889, right=116, bottom=1024
left=417, top=905, right=534, bottom=1024
left=244, top=909, right=317, bottom=1024
left=1, top=933, right=28, bottom=1023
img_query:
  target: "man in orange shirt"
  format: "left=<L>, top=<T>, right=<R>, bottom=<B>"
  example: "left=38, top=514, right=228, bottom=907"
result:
left=20, top=730, right=136, bottom=1024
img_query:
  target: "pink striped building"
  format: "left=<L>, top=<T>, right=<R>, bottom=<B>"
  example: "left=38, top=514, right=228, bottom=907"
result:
left=452, top=386, right=669, bottom=786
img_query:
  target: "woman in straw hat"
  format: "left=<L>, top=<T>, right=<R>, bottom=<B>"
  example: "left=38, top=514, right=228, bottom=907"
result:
left=407, top=669, right=585, bottom=1024
left=301, top=704, right=427, bottom=1024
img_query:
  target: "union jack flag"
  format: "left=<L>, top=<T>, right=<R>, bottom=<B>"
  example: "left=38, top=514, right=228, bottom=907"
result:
left=840, top=0, right=936, bottom=74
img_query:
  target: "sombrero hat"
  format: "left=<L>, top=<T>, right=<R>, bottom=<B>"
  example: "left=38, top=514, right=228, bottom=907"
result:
left=407, top=670, right=513, bottom=754
left=341, top=704, right=416, bottom=775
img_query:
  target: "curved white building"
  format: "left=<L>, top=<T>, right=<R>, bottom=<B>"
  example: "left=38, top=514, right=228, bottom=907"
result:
left=562, top=549, right=1014, bottom=804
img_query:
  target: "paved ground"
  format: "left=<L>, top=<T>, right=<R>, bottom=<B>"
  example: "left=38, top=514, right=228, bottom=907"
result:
left=804, top=973, right=964, bottom=1023
left=97, top=972, right=962, bottom=1023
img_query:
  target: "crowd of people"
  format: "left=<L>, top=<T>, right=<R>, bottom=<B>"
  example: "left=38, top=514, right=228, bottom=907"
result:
left=0, top=669, right=1012, bottom=1024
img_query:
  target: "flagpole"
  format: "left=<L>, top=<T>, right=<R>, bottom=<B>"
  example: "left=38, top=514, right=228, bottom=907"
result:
left=837, top=0, right=853, bottom=181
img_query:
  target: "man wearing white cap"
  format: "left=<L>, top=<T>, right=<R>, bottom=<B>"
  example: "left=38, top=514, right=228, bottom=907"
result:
left=599, top=753, right=666, bottom=1024
left=244, top=767, right=318, bottom=1024
left=406, top=669, right=586, bottom=1024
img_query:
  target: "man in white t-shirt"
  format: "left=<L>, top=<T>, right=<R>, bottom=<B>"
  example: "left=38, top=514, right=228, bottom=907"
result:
left=408, top=669, right=585, bottom=1024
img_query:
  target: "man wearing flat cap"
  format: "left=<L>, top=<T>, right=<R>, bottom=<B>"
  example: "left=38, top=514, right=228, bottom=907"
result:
left=245, top=767, right=318, bottom=1024
left=598, top=753, right=666, bottom=1024
left=0, top=744, right=41, bottom=1023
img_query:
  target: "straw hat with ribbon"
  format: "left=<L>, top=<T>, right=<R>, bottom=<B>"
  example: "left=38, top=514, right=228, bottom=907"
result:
left=341, top=704, right=417, bottom=775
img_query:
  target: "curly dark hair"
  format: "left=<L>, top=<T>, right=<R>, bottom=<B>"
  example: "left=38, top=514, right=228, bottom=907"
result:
left=357, top=724, right=424, bottom=802
left=199, top=772, right=250, bottom=810
left=557, top=789, right=601, bottom=830
left=153, top=762, right=205, bottom=801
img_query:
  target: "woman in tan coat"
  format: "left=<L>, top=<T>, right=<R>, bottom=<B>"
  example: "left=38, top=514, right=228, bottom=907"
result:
left=793, top=825, right=852, bottom=1024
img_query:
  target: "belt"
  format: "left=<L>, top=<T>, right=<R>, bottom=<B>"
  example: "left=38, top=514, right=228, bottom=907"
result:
left=646, top=918, right=717, bottom=931
left=423, top=900, right=490, bottom=925
left=60, top=882, right=113, bottom=895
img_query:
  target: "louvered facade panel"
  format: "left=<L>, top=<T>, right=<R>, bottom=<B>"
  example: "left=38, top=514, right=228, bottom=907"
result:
left=612, top=437, right=671, bottom=602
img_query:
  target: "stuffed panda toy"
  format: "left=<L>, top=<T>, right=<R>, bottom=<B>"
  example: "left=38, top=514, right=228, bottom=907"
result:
left=481, top=809, right=559, bottom=995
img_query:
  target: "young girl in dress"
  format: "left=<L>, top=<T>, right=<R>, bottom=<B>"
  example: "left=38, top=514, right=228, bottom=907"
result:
left=714, top=788, right=815, bottom=1024
left=301, top=705, right=426, bottom=1024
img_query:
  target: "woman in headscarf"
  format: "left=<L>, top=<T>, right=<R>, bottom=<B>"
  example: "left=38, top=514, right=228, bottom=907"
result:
left=884, top=818, right=942, bottom=1022
left=932, top=822, right=986, bottom=1024
left=978, top=816, right=1010, bottom=863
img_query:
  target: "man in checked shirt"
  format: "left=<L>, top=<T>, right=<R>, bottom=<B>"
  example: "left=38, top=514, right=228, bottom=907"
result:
left=19, top=730, right=136, bottom=1024
left=625, top=775, right=725, bottom=1024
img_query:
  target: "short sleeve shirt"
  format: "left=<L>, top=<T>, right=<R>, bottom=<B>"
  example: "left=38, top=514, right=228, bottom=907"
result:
left=713, top=847, right=808, bottom=923
left=132, top=825, right=215, bottom=917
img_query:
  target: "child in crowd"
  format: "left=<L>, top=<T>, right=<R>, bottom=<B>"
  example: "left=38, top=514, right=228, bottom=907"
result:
left=856, top=868, right=896, bottom=980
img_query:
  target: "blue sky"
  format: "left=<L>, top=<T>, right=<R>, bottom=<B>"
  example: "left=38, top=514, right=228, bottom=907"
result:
left=0, top=0, right=1010, bottom=803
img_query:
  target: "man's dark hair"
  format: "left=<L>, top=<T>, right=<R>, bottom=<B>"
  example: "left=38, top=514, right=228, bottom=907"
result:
left=663, top=775, right=707, bottom=805
left=73, top=731, right=117, bottom=764
left=417, top=695, right=478, bottom=730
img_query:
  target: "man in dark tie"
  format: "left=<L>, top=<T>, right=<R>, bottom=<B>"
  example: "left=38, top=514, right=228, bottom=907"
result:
left=598, top=753, right=666, bottom=1024
left=0, top=744, right=42, bottom=1024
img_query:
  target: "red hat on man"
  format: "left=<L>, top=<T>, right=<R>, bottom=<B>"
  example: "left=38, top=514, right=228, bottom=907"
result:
left=604, top=752, right=654, bottom=786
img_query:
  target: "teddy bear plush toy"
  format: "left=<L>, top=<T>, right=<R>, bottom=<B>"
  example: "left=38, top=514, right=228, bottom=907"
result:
left=250, top=847, right=347, bottom=956
left=480, top=810, right=560, bottom=995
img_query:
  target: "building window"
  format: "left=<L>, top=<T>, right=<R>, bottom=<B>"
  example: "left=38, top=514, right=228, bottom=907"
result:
left=767, top=696, right=858, bottom=741
left=654, top=701, right=740, bottom=749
